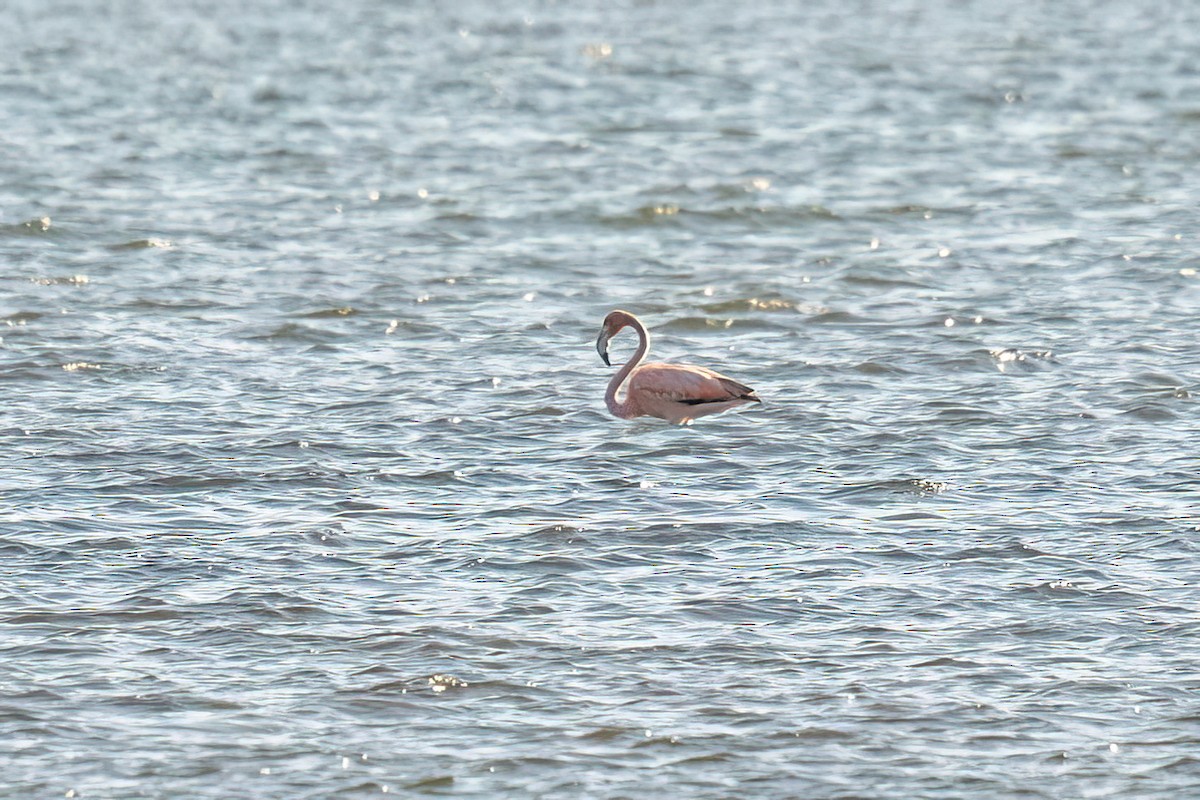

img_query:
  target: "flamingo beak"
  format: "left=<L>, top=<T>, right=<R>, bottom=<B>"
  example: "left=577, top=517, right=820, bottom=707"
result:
left=595, top=328, right=612, bottom=366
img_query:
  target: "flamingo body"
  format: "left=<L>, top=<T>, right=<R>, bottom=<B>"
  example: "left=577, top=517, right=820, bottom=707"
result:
left=595, top=310, right=760, bottom=424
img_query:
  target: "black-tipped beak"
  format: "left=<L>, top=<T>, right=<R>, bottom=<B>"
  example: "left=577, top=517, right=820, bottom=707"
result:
left=595, top=330, right=611, bottom=366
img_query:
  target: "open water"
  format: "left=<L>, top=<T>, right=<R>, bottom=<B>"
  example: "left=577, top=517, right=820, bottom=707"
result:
left=2, top=0, right=1199, bottom=797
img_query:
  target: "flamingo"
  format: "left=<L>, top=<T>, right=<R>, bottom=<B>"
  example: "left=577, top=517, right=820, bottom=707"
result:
left=595, top=309, right=761, bottom=424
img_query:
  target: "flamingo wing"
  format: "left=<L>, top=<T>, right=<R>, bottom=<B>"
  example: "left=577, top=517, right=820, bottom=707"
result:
left=630, top=362, right=759, bottom=405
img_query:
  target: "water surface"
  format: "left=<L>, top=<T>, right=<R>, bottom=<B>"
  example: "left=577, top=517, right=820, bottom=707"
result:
left=2, top=0, right=1199, bottom=797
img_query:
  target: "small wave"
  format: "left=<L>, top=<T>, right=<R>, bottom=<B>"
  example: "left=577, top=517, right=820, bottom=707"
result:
left=2, top=311, right=42, bottom=326
left=851, top=361, right=909, bottom=375
left=299, top=526, right=348, bottom=546
left=30, top=275, right=89, bottom=286
left=247, top=323, right=334, bottom=342
left=1121, top=404, right=1178, bottom=422
left=1, top=216, right=52, bottom=235
left=107, top=238, right=173, bottom=250
left=689, top=204, right=838, bottom=222
left=842, top=273, right=929, bottom=289
left=945, top=542, right=1049, bottom=561
left=832, top=478, right=949, bottom=498
left=657, top=316, right=737, bottom=331
left=508, top=405, right=567, bottom=418
left=700, top=297, right=797, bottom=313
left=877, top=204, right=972, bottom=218
left=908, top=656, right=981, bottom=668
left=378, top=468, right=466, bottom=485
left=427, top=674, right=469, bottom=694
left=70, top=536, right=141, bottom=550
left=530, top=524, right=587, bottom=538
left=1125, top=371, right=1190, bottom=392
left=989, top=347, right=1055, bottom=372
left=806, top=310, right=867, bottom=325
left=709, top=177, right=774, bottom=199
left=878, top=511, right=947, bottom=521
left=577, top=727, right=628, bottom=742
left=406, top=776, right=455, bottom=790
left=1013, top=581, right=1149, bottom=606
left=298, top=307, right=357, bottom=318
left=432, top=211, right=480, bottom=222
left=786, top=727, right=854, bottom=741
left=598, top=204, right=683, bottom=227
left=922, top=401, right=1004, bottom=423
left=598, top=201, right=838, bottom=229
left=137, top=474, right=242, bottom=489
left=121, top=298, right=211, bottom=311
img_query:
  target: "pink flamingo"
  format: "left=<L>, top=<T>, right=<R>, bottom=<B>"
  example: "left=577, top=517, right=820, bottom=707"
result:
left=595, top=310, right=761, bottom=424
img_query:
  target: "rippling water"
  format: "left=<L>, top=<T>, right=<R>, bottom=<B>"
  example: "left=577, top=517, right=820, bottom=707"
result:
left=4, top=0, right=1200, bottom=797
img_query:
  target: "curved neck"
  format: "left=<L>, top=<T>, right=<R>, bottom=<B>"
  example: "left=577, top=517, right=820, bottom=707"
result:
left=605, top=317, right=650, bottom=418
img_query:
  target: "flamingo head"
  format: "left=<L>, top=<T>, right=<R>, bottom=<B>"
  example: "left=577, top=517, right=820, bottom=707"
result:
left=595, top=309, right=636, bottom=366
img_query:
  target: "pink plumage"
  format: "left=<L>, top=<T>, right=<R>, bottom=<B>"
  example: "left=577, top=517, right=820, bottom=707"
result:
left=595, top=310, right=761, bottom=424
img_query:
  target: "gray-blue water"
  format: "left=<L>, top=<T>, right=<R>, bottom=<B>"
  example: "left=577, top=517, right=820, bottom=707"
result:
left=3, top=1, right=1199, bottom=797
